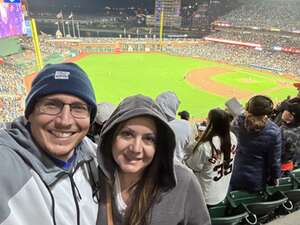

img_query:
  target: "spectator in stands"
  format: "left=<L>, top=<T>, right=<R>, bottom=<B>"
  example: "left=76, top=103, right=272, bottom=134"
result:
left=96, top=94, right=211, bottom=225
left=230, top=95, right=282, bottom=192
left=156, top=91, right=195, bottom=163
left=178, top=110, right=190, bottom=120
left=178, top=110, right=199, bottom=141
left=87, top=102, right=116, bottom=144
left=271, top=96, right=292, bottom=126
left=196, top=120, right=208, bottom=141
left=185, top=108, right=237, bottom=206
left=280, top=99, right=300, bottom=170
left=0, top=63, right=99, bottom=224
left=272, top=84, right=300, bottom=126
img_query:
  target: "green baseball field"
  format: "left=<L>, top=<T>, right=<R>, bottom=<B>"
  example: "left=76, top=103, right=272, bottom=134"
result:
left=72, top=52, right=298, bottom=119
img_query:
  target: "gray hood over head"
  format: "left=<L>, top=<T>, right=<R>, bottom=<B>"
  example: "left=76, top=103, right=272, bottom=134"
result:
left=95, top=102, right=117, bottom=125
left=156, top=91, right=180, bottom=121
left=97, top=94, right=177, bottom=189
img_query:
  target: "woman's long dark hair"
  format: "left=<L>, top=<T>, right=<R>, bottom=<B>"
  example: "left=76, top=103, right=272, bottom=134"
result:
left=193, top=108, right=232, bottom=165
left=124, top=119, right=172, bottom=225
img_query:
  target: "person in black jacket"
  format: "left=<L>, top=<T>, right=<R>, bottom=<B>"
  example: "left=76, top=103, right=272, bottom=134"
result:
left=230, top=95, right=282, bottom=192
left=280, top=99, right=300, bottom=171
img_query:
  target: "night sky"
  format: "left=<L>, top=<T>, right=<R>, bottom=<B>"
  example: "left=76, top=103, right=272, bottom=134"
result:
left=27, top=0, right=155, bottom=13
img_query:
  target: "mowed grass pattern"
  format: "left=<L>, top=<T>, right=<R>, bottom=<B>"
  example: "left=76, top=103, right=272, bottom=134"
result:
left=76, top=53, right=297, bottom=119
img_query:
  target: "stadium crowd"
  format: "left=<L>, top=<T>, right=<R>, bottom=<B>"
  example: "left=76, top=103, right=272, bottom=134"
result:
left=1, top=61, right=300, bottom=225
left=209, top=29, right=300, bottom=49
left=0, top=36, right=79, bottom=123
left=218, top=0, right=300, bottom=32
left=1, top=35, right=300, bottom=123
left=163, top=42, right=300, bottom=76
left=1, top=31, right=300, bottom=223
left=0, top=63, right=26, bottom=122
left=1, top=0, right=300, bottom=223
left=20, top=36, right=78, bottom=59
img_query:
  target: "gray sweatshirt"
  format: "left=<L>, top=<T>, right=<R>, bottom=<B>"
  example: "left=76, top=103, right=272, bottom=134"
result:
left=156, top=91, right=194, bottom=162
left=0, top=117, right=98, bottom=225
left=96, top=94, right=211, bottom=225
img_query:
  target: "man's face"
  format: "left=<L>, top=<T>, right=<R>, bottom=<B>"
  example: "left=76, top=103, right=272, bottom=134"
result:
left=28, top=94, right=90, bottom=161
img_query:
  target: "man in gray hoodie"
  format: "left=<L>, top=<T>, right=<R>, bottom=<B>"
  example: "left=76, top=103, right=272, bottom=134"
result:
left=156, top=91, right=195, bottom=162
left=0, top=63, right=98, bottom=225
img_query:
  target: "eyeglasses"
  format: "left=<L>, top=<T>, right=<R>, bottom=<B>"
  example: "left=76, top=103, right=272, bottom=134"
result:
left=37, top=99, right=90, bottom=119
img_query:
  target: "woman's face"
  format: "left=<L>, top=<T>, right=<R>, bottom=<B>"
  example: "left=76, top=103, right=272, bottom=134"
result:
left=112, top=116, right=157, bottom=179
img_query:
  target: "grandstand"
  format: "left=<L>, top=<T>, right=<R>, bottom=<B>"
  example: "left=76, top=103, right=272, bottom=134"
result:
left=0, top=38, right=22, bottom=56
left=1, top=0, right=300, bottom=224
left=217, top=0, right=300, bottom=33
left=1, top=36, right=300, bottom=122
left=0, top=0, right=300, bottom=122
left=0, top=37, right=26, bottom=123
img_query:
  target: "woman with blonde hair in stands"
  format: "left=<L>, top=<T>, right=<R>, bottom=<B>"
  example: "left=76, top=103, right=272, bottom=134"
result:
left=185, top=108, right=237, bottom=206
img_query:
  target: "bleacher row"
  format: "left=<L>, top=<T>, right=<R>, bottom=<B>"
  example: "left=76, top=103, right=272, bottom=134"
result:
left=209, top=168, right=300, bottom=225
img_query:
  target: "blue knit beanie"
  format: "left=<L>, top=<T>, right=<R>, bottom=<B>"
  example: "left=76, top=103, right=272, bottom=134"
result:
left=25, top=63, right=97, bottom=122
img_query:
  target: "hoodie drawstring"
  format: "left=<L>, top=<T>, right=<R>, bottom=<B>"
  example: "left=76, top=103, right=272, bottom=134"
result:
left=69, top=173, right=81, bottom=225
left=45, top=184, right=57, bottom=225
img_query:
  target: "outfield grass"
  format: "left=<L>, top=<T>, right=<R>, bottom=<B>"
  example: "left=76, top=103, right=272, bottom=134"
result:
left=76, top=53, right=297, bottom=119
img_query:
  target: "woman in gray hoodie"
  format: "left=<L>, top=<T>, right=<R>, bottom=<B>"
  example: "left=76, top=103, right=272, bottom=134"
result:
left=96, top=94, right=211, bottom=225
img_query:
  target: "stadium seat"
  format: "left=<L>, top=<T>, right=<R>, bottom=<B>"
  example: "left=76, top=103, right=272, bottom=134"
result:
left=208, top=202, right=252, bottom=225
left=227, top=190, right=289, bottom=223
left=290, top=168, right=300, bottom=178
left=268, top=177, right=294, bottom=193
left=283, top=170, right=300, bottom=210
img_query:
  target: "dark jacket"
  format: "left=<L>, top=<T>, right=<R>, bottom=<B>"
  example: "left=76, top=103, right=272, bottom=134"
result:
left=230, top=115, right=282, bottom=192
left=96, top=94, right=211, bottom=225
left=281, top=123, right=300, bottom=163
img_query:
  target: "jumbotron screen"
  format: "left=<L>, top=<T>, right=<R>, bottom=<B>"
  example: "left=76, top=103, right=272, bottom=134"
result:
left=0, top=2, right=24, bottom=38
